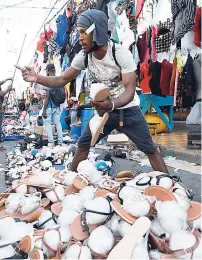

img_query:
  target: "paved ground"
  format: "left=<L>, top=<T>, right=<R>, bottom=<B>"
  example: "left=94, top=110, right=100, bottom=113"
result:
left=0, top=141, right=201, bottom=202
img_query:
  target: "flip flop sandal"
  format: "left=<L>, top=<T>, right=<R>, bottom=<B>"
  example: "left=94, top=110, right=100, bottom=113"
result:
left=30, top=249, right=44, bottom=260
left=107, top=217, right=151, bottom=259
left=156, top=232, right=200, bottom=259
left=33, top=212, right=57, bottom=230
left=187, top=201, right=202, bottom=222
left=95, top=189, right=112, bottom=198
left=111, top=200, right=138, bottom=224
left=136, top=173, right=179, bottom=191
left=0, top=198, right=49, bottom=221
left=91, top=85, right=110, bottom=102
left=70, top=215, right=98, bottom=241
left=73, top=174, right=89, bottom=190
left=71, top=196, right=114, bottom=240
left=90, top=112, right=109, bottom=147
left=0, top=235, right=34, bottom=259
left=65, top=185, right=79, bottom=195
left=0, top=193, right=10, bottom=208
left=43, top=186, right=65, bottom=203
left=114, top=171, right=133, bottom=182
left=98, top=178, right=120, bottom=194
left=19, top=178, right=53, bottom=189
left=51, top=202, right=62, bottom=217
left=145, top=186, right=176, bottom=215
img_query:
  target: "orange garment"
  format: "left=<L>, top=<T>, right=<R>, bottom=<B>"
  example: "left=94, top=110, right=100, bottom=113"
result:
left=139, top=63, right=152, bottom=93
left=170, top=57, right=177, bottom=96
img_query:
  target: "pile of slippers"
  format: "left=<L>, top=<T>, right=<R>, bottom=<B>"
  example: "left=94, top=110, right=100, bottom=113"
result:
left=0, top=142, right=201, bottom=259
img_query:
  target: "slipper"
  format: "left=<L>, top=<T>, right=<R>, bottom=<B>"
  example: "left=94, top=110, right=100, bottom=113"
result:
left=30, top=249, right=44, bottom=260
left=51, top=202, right=62, bottom=217
left=107, top=217, right=151, bottom=259
left=90, top=112, right=109, bottom=147
left=73, top=175, right=89, bottom=190
left=0, top=198, right=49, bottom=221
left=65, top=185, right=79, bottom=195
left=91, top=83, right=110, bottom=102
left=115, top=171, right=133, bottom=182
left=145, top=186, right=176, bottom=215
left=0, top=235, right=34, bottom=259
left=187, top=201, right=202, bottom=222
left=111, top=200, right=138, bottom=224
left=19, top=178, right=53, bottom=189
left=70, top=215, right=98, bottom=241
left=95, top=189, right=112, bottom=198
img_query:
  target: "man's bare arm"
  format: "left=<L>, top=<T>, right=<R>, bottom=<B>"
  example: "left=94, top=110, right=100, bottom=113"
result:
left=113, top=71, right=136, bottom=109
left=35, top=67, right=80, bottom=88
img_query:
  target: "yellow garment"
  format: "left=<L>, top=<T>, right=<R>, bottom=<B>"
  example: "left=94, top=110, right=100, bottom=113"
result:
left=65, top=83, right=70, bottom=101
left=176, top=54, right=183, bottom=73
left=79, top=92, right=85, bottom=104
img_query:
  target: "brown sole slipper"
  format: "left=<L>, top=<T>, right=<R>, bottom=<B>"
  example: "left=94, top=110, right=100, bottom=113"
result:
left=94, top=87, right=110, bottom=102
left=30, top=249, right=44, bottom=260
left=65, top=185, right=79, bottom=195
left=70, top=215, right=98, bottom=241
left=91, top=112, right=109, bottom=147
left=18, top=235, right=34, bottom=253
left=51, top=202, right=62, bottom=217
left=145, top=186, right=176, bottom=215
left=19, top=178, right=53, bottom=189
left=187, top=201, right=202, bottom=222
left=115, top=171, right=133, bottom=179
left=111, top=200, right=138, bottom=224
left=0, top=198, right=49, bottom=221
left=73, top=175, right=89, bottom=190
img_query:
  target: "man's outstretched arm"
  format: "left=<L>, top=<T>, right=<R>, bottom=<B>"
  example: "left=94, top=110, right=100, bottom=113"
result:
left=21, top=66, right=81, bottom=89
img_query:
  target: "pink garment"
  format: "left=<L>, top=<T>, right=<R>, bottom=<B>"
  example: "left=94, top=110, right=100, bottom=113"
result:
left=174, top=69, right=179, bottom=107
left=136, top=0, right=145, bottom=18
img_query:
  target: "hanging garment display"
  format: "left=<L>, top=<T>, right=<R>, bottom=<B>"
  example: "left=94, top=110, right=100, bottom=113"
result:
left=139, top=63, right=152, bottom=93
left=170, top=57, right=177, bottom=96
left=193, top=54, right=201, bottom=101
left=114, top=9, right=134, bottom=48
left=149, top=61, right=162, bottom=96
left=193, top=6, right=201, bottom=47
left=160, top=59, right=173, bottom=96
left=155, top=19, right=172, bottom=53
left=36, top=33, right=47, bottom=53
left=55, top=15, right=69, bottom=47
left=171, top=0, right=197, bottom=45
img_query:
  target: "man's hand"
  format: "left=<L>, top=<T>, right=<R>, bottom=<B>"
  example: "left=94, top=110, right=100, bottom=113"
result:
left=42, top=110, right=47, bottom=119
left=14, top=65, right=37, bottom=83
left=91, top=98, right=113, bottom=111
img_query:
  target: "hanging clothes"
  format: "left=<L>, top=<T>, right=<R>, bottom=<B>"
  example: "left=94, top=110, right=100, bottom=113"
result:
left=148, top=61, right=162, bottom=96
left=139, top=63, right=152, bottom=93
left=171, top=0, right=197, bottom=45
left=193, top=54, right=201, bottom=101
left=170, top=57, right=177, bottom=96
left=155, top=19, right=172, bottom=53
left=160, top=59, right=173, bottom=96
left=55, top=15, right=69, bottom=47
left=193, top=6, right=201, bottom=47
left=137, top=31, right=149, bottom=63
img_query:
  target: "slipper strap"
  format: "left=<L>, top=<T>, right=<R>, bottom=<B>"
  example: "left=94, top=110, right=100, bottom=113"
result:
left=136, top=176, right=152, bottom=187
left=34, top=213, right=57, bottom=229
left=81, top=196, right=114, bottom=234
left=0, top=242, right=28, bottom=259
left=117, top=182, right=127, bottom=204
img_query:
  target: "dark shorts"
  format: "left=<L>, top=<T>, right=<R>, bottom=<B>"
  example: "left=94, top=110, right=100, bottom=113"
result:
left=78, top=106, right=156, bottom=154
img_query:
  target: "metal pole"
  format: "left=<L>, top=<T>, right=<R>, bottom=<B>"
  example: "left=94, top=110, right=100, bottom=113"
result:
left=3, top=34, right=27, bottom=119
